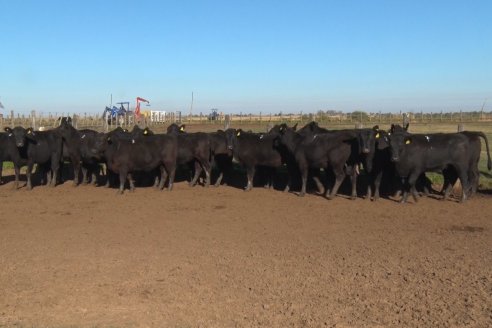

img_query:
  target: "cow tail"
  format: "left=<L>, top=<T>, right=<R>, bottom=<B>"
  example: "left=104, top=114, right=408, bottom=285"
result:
left=478, top=132, right=492, bottom=170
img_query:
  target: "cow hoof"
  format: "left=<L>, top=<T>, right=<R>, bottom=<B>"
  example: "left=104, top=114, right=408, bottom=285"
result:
left=116, top=190, right=124, bottom=195
left=298, top=192, right=305, bottom=197
left=214, top=183, right=220, bottom=187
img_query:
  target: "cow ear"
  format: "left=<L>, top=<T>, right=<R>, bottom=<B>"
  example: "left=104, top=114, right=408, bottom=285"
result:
left=143, top=128, right=148, bottom=135
left=4, top=127, right=12, bottom=133
left=292, top=123, right=298, bottom=131
left=405, top=137, right=411, bottom=145
left=26, top=128, right=33, bottom=135
left=180, top=125, right=186, bottom=131
left=123, top=129, right=129, bottom=133
left=373, top=125, right=379, bottom=131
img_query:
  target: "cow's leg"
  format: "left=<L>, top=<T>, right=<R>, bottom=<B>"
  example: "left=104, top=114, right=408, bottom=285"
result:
left=105, top=168, right=114, bottom=188
left=405, top=173, right=420, bottom=203
left=456, top=167, right=469, bottom=203
left=153, top=168, right=160, bottom=188
left=311, top=168, right=325, bottom=194
left=201, top=161, right=211, bottom=188
left=442, top=168, right=457, bottom=201
left=91, top=170, right=98, bottom=186
left=373, top=171, right=383, bottom=201
left=245, top=166, right=255, bottom=191
left=399, top=177, right=410, bottom=203
left=214, top=172, right=224, bottom=187
left=299, top=164, right=309, bottom=197
left=128, top=173, right=135, bottom=192
left=13, top=164, right=21, bottom=189
left=328, top=167, right=345, bottom=200
left=167, top=166, right=176, bottom=191
left=50, top=157, right=60, bottom=187
left=72, top=159, right=81, bottom=186
left=348, top=165, right=358, bottom=200
left=265, top=167, right=275, bottom=190
left=283, top=166, right=291, bottom=193
left=117, top=170, right=126, bottom=194
left=159, top=166, right=167, bottom=190
left=468, top=165, right=479, bottom=197
left=0, top=161, right=3, bottom=184
left=366, top=183, right=372, bottom=200
left=190, top=161, right=202, bottom=187
left=26, top=161, right=34, bottom=190
left=81, top=166, right=89, bottom=185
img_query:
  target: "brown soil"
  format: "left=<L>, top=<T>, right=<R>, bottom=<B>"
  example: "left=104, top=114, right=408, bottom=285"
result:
left=0, top=180, right=491, bottom=327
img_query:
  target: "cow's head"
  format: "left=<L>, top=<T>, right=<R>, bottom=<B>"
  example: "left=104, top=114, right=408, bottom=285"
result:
left=358, top=129, right=375, bottom=154
left=131, top=125, right=153, bottom=138
left=91, top=132, right=115, bottom=158
left=390, top=123, right=409, bottom=134
left=388, top=132, right=412, bottom=162
left=224, top=128, right=240, bottom=153
left=166, top=123, right=186, bottom=135
left=373, top=125, right=390, bottom=150
left=5, top=126, right=29, bottom=147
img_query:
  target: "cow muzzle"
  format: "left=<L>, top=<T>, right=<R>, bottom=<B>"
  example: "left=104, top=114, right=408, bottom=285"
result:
left=391, top=156, right=400, bottom=162
left=227, top=145, right=233, bottom=150
left=16, top=142, right=24, bottom=147
left=362, top=148, right=370, bottom=154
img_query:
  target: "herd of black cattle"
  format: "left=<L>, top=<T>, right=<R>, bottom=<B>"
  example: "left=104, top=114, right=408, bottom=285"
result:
left=0, top=120, right=491, bottom=203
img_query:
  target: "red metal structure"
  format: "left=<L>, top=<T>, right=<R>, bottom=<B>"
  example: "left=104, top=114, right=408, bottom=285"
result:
left=135, top=97, right=149, bottom=117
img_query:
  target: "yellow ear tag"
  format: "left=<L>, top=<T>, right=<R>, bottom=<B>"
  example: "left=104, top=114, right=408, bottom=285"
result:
left=236, top=131, right=241, bottom=137
left=405, top=139, right=411, bottom=145
left=27, top=130, right=32, bottom=135
left=375, top=133, right=380, bottom=139
left=107, top=137, right=111, bottom=141
left=180, top=126, right=185, bottom=131
left=144, top=130, right=148, bottom=135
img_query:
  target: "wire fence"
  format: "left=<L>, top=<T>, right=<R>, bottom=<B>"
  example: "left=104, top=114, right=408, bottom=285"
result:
left=1, top=110, right=492, bottom=132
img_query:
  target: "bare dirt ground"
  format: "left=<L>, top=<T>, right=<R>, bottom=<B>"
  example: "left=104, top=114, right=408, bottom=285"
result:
left=0, top=179, right=491, bottom=327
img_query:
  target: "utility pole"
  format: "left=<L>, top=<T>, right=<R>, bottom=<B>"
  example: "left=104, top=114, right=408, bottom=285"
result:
left=480, top=98, right=487, bottom=120
left=190, top=92, right=194, bottom=117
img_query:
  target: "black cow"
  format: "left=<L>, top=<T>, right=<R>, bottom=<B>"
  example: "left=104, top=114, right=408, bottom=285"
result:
left=208, top=130, right=233, bottom=187
left=167, top=124, right=212, bottom=187
left=289, top=122, right=376, bottom=199
left=388, top=131, right=473, bottom=203
left=225, top=128, right=290, bottom=191
left=56, top=122, right=104, bottom=185
left=8, top=127, right=63, bottom=189
left=441, top=131, right=491, bottom=199
left=91, top=131, right=178, bottom=194
left=276, top=124, right=368, bottom=199
left=1, top=127, right=28, bottom=187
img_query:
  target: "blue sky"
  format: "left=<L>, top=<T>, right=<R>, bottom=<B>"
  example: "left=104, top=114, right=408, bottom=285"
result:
left=1, top=0, right=491, bottom=114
